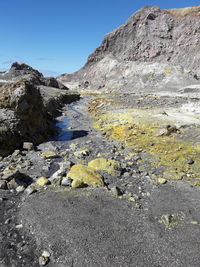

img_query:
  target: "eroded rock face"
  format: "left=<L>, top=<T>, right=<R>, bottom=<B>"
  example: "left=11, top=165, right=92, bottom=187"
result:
left=87, top=6, right=200, bottom=73
left=59, top=56, right=199, bottom=93
left=0, top=80, right=54, bottom=155
left=59, top=5, right=200, bottom=90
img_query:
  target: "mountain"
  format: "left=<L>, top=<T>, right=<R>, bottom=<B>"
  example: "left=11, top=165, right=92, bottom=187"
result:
left=58, top=5, right=200, bottom=93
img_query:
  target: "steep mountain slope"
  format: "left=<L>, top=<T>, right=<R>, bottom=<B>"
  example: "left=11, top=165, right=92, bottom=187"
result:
left=87, top=5, right=200, bottom=70
left=58, top=5, right=200, bottom=92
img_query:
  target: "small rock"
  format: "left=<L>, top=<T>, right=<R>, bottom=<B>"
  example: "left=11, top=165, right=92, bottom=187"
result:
left=16, top=185, right=25, bottom=193
left=69, top=143, right=77, bottom=151
left=2, top=169, right=20, bottom=181
left=61, top=177, right=72, bottom=186
left=160, top=214, right=171, bottom=225
left=121, top=163, right=127, bottom=169
left=0, top=180, right=7, bottom=190
left=5, top=218, right=11, bottom=224
left=186, top=158, right=194, bottom=165
left=51, top=177, right=62, bottom=186
left=23, top=142, right=34, bottom=151
left=74, top=148, right=90, bottom=158
left=129, top=197, right=137, bottom=202
left=36, top=177, right=51, bottom=186
left=50, top=162, right=70, bottom=180
left=191, top=221, right=199, bottom=225
left=133, top=155, right=142, bottom=161
left=24, top=186, right=37, bottom=196
left=16, top=224, right=23, bottom=229
left=110, top=186, right=122, bottom=197
left=157, top=178, right=167, bottom=184
left=156, top=125, right=178, bottom=137
left=39, top=256, right=49, bottom=266
left=42, top=166, right=49, bottom=171
left=42, top=250, right=51, bottom=258
left=71, top=179, right=84, bottom=188
left=65, top=161, right=74, bottom=168
left=7, top=178, right=18, bottom=190
left=12, top=149, right=21, bottom=157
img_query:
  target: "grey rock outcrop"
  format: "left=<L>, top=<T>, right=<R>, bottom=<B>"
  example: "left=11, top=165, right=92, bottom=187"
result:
left=0, top=80, right=54, bottom=155
left=0, top=62, right=80, bottom=155
left=59, top=5, right=200, bottom=91
left=87, top=6, right=200, bottom=72
left=0, top=62, right=67, bottom=89
left=58, top=55, right=199, bottom=94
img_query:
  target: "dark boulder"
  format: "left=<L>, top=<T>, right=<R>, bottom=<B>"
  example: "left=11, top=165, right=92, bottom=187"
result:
left=44, top=77, right=67, bottom=90
left=0, top=80, right=54, bottom=156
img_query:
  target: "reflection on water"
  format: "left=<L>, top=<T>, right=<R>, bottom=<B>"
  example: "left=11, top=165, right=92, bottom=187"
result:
left=54, top=117, right=73, bottom=141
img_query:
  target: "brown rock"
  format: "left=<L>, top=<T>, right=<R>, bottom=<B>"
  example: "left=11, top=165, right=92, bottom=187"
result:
left=23, top=142, right=34, bottom=151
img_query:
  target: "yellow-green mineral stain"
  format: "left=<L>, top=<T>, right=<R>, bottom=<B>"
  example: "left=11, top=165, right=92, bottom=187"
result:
left=159, top=213, right=184, bottom=229
left=67, top=164, right=104, bottom=187
left=88, top=158, right=121, bottom=174
left=92, top=109, right=200, bottom=183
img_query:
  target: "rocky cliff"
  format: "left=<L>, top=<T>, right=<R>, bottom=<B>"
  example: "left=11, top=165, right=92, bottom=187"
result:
left=87, top=6, right=200, bottom=71
left=58, top=5, right=200, bottom=92
left=0, top=63, right=79, bottom=155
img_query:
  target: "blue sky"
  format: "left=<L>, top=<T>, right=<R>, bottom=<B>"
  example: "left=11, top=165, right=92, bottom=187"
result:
left=1, top=0, right=199, bottom=76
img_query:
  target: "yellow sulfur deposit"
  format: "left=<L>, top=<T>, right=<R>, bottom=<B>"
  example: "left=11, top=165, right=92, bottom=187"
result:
left=88, top=158, right=121, bottom=174
left=67, top=164, right=104, bottom=187
left=92, top=108, right=200, bottom=183
left=36, top=177, right=51, bottom=186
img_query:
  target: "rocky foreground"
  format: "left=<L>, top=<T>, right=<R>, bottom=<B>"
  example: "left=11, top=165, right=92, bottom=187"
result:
left=1, top=92, right=200, bottom=267
left=1, top=4, right=200, bottom=267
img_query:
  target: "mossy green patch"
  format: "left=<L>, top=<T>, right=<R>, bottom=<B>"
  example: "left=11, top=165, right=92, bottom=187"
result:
left=88, top=158, right=121, bottom=174
left=67, top=164, right=104, bottom=187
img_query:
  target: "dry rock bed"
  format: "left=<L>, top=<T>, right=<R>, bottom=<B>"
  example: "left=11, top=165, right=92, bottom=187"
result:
left=1, top=89, right=200, bottom=266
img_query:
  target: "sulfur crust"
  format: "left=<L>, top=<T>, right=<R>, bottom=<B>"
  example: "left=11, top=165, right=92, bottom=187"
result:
left=92, top=109, right=200, bottom=183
